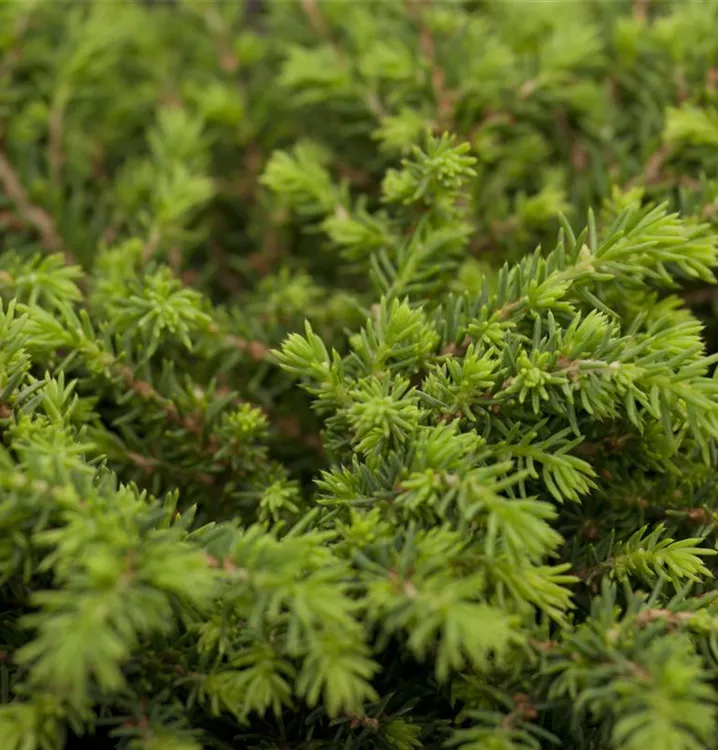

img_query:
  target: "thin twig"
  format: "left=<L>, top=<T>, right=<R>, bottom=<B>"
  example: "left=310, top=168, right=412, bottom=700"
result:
left=634, top=608, right=693, bottom=628
left=246, top=210, right=286, bottom=278
left=633, top=0, right=650, bottom=23
left=48, top=102, right=64, bottom=189
left=625, top=144, right=671, bottom=190
left=0, top=141, right=76, bottom=266
left=469, top=216, right=520, bottom=254
left=299, top=0, right=334, bottom=45
left=409, top=0, right=455, bottom=132
left=221, top=332, right=272, bottom=362
left=209, top=241, right=244, bottom=294
left=682, top=286, right=718, bottom=307
left=142, top=227, right=162, bottom=266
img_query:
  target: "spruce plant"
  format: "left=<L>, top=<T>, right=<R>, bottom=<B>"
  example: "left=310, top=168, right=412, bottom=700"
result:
left=3, top=1, right=718, bottom=749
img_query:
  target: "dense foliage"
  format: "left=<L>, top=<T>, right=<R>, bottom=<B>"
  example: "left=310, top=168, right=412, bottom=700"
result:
left=3, top=1, right=718, bottom=749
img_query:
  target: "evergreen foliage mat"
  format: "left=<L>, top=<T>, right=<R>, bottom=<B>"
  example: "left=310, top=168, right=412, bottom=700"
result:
left=3, top=1, right=718, bottom=749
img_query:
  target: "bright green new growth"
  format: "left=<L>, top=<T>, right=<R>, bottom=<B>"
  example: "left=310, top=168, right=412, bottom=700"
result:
left=4, top=1, right=718, bottom=749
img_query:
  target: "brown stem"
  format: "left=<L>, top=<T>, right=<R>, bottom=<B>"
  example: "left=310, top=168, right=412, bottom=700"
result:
left=501, top=693, right=538, bottom=730
left=0, top=142, right=76, bottom=266
left=202, top=5, right=240, bottom=73
left=575, top=559, right=611, bottom=583
left=707, top=67, right=718, bottom=96
left=299, top=0, right=333, bottom=43
left=142, top=227, right=162, bottom=266
left=682, top=286, right=718, bottom=307
left=0, top=10, right=31, bottom=83
left=625, top=144, right=671, bottom=190
left=529, top=638, right=559, bottom=652
left=409, top=0, right=455, bottom=132
left=209, top=242, right=244, bottom=294
left=109, top=360, right=245, bottom=471
left=222, top=332, right=273, bottom=362
left=441, top=335, right=471, bottom=357
left=168, top=246, right=182, bottom=277
left=634, top=608, right=693, bottom=628
left=633, top=0, right=650, bottom=23
left=685, top=507, right=716, bottom=524
left=469, top=216, right=520, bottom=254
left=575, top=434, right=632, bottom=456
left=336, top=160, right=374, bottom=189
left=48, top=103, right=64, bottom=189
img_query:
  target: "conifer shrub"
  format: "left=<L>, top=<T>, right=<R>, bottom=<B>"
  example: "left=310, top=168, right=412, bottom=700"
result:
left=4, top=1, right=718, bottom=749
